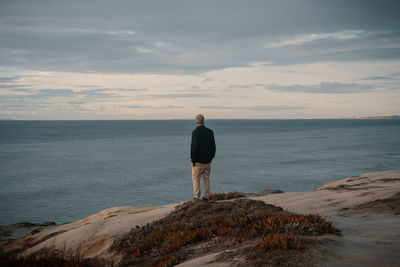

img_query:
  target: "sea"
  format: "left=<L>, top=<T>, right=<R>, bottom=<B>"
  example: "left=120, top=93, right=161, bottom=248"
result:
left=0, top=119, right=399, bottom=226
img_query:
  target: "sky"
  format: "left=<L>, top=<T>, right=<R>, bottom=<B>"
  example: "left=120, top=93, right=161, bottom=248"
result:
left=0, top=0, right=399, bottom=119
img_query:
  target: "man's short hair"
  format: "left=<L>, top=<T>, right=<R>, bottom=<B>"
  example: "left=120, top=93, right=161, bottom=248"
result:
left=195, top=114, right=204, bottom=125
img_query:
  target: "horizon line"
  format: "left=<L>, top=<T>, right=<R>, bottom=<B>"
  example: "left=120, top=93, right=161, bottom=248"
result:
left=1, top=115, right=399, bottom=121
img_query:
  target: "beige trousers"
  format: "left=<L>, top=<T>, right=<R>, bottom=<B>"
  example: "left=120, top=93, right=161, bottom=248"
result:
left=191, top=162, right=211, bottom=199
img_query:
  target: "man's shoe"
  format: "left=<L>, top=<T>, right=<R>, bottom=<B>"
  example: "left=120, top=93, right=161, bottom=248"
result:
left=202, top=197, right=209, bottom=202
left=193, top=197, right=200, bottom=201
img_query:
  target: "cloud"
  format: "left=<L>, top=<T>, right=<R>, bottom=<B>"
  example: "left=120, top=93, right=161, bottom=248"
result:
left=0, top=76, right=20, bottom=82
left=0, top=100, right=47, bottom=110
left=257, top=82, right=374, bottom=94
left=227, top=82, right=375, bottom=94
left=199, top=105, right=308, bottom=111
left=12, top=88, right=113, bottom=98
left=59, top=28, right=135, bottom=36
left=122, top=104, right=183, bottom=109
left=0, top=75, right=32, bottom=89
left=0, top=84, right=32, bottom=89
left=9, top=88, right=33, bottom=92
left=361, top=76, right=399, bottom=80
left=67, top=101, right=92, bottom=111
left=267, top=30, right=364, bottom=48
left=4, top=85, right=146, bottom=95
left=201, top=78, right=213, bottom=84
left=230, top=84, right=254, bottom=89
left=37, top=88, right=76, bottom=97
left=0, top=84, right=152, bottom=115
left=0, top=87, right=121, bottom=113
left=76, top=85, right=103, bottom=88
left=0, top=0, right=398, bottom=74
left=78, top=88, right=113, bottom=97
left=122, top=105, right=149, bottom=109
left=137, top=93, right=217, bottom=99
left=0, top=88, right=115, bottom=108
left=112, top=88, right=147, bottom=92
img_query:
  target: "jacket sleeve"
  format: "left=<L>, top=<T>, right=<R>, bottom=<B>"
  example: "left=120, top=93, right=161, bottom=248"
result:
left=210, top=131, right=216, bottom=159
left=191, top=130, right=197, bottom=163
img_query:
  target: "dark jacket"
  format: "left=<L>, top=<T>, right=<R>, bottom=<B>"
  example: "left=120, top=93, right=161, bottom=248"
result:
left=191, top=125, right=216, bottom=164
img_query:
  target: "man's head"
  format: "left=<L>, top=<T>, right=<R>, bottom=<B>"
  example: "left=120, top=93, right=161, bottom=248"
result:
left=195, top=114, right=204, bottom=126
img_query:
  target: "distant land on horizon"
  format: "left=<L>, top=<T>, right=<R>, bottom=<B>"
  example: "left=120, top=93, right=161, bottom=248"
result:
left=346, top=115, right=400, bottom=119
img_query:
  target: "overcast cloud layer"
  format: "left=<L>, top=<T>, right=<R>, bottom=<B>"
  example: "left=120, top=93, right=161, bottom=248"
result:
left=1, top=0, right=399, bottom=73
left=0, top=0, right=399, bottom=119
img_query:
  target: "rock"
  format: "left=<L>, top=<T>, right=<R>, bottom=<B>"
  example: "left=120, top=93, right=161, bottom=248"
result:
left=2, top=171, right=400, bottom=266
left=247, top=189, right=284, bottom=197
left=39, top=222, right=56, bottom=227
left=11, top=222, right=36, bottom=228
left=0, top=221, right=57, bottom=242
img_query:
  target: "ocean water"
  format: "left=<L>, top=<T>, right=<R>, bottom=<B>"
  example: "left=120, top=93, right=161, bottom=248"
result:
left=0, top=119, right=399, bottom=225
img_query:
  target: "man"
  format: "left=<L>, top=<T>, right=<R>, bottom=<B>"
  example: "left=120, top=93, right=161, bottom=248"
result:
left=190, top=114, right=216, bottom=201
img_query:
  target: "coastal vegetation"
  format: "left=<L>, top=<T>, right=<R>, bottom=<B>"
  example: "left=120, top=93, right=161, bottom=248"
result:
left=112, top=194, right=340, bottom=266
left=207, top=191, right=247, bottom=200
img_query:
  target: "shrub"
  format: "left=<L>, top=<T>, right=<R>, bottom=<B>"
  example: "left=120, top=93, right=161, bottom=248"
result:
left=258, top=234, right=301, bottom=251
left=113, top=198, right=340, bottom=267
left=208, top=192, right=246, bottom=201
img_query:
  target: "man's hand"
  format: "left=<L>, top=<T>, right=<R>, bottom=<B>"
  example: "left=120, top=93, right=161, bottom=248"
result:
left=191, top=162, right=195, bottom=167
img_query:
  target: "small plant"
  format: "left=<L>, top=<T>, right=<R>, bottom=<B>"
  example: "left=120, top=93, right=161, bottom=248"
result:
left=258, top=234, right=301, bottom=251
left=208, top=192, right=247, bottom=201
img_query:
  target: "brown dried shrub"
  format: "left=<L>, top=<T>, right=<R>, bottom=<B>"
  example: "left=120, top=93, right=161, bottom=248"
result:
left=258, top=234, right=301, bottom=251
left=208, top=192, right=247, bottom=201
left=112, top=198, right=340, bottom=267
